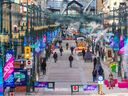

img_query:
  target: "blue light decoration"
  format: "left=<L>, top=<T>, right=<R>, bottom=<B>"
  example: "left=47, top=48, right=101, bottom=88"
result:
left=52, top=31, right=55, bottom=38
left=47, top=31, right=52, bottom=43
left=23, top=36, right=27, bottom=46
left=124, top=38, right=128, bottom=56
left=4, top=50, right=14, bottom=87
left=35, top=40, right=41, bottom=53
left=0, top=58, right=3, bottom=96
left=118, top=35, right=124, bottom=54
left=113, top=34, right=119, bottom=51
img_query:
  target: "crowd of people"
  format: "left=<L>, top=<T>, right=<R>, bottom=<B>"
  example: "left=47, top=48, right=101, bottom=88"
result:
left=40, top=40, right=114, bottom=90
left=40, top=41, right=76, bottom=75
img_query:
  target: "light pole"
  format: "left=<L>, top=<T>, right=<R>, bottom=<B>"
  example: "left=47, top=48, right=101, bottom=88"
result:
left=9, top=0, right=12, bottom=48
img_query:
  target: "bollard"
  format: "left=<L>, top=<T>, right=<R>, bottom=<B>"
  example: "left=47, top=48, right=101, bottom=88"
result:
left=98, top=84, right=105, bottom=95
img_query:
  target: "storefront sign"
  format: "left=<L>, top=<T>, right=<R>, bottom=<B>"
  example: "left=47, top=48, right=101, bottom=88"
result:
left=83, top=85, right=97, bottom=91
left=34, top=82, right=48, bottom=88
left=0, top=58, right=3, bottom=95
left=14, top=68, right=27, bottom=86
left=4, top=50, right=14, bottom=87
left=34, top=82, right=55, bottom=89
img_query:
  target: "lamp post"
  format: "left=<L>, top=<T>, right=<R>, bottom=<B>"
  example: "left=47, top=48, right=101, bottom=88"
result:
left=9, top=0, right=12, bottom=48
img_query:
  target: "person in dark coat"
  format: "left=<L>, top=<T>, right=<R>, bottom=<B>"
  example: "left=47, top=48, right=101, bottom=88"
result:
left=59, top=46, right=63, bottom=56
left=70, top=46, right=74, bottom=55
left=82, top=48, right=85, bottom=59
left=93, top=57, right=97, bottom=69
left=53, top=52, right=58, bottom=63
left=66, top=42, right=69, bottom=50
left=92, top=68, right=97, bottom=82
left=98, top=66, right=104, bottom=78
left=68, top=55, right=73, bottom=68
left=41, top=58, right=47, bottom=75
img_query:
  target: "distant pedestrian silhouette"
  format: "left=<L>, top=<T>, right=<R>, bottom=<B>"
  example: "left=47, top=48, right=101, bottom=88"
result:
left=66, top=42, right=69, bottom=50
left=82, top=48, right=85, bottom=59
left=59, top=46, right=63, bottom=56
left=68, top=54, right=73, bottom=68
left=70, top=46, right=74, bottom=55
left=41, top=58, right=47, bottom=75
left=53, top=52, right=58, bottom=63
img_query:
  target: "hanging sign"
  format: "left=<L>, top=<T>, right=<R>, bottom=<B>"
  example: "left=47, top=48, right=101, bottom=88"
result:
left=34, top=82, right=55, bottom=89
left=0, top=58, right=3, bottom=96
left=14, top=68, right=27, bottom=86
left=4, top=50, right=14, bottom=87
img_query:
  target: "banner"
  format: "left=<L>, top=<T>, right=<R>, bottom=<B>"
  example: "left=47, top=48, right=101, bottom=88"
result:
left=113, top=34, right=119, bottom=51
left=83, top=85, right=97, bottom=91
left=34, top=82, right=48, bottom=88
left=0, top=58, right=3, bottom=96
left=4, top=50, right=14, bottom=87
left=14, top=68, right=27, bottom=86
left=34, top=82, right=55, bottom=89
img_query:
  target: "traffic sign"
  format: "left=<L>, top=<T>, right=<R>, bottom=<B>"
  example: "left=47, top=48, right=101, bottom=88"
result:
left=26, top=60, right=32, bottom=68
left=14, top=73, right=25, bottom=79
left=71, top=85, right=79, bottom=92
left=98, top=76, right=103, bottom=81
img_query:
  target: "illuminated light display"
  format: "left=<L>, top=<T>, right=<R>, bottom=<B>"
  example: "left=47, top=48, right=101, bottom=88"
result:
left=4, top=50, right=14, bottom=87
left=0, top=58, right=3, bottom=96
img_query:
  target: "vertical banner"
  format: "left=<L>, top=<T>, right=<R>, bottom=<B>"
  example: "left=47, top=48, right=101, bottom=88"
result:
left=113, top=34, right=119, bottom=51
left=0, top=58, right=3, bottom=95
left=4, top=50, right=14, bottom=87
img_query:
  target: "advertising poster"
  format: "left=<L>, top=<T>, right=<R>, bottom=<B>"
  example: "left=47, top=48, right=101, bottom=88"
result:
left=14, top=68, right=27, bottom=86
left=4, top=50, right=14, bottom=87
left=83, top=85, right=97, bottom=91
left=34, top=82, right=48, bottom=88
left=0, top=58, right=3, bottom=96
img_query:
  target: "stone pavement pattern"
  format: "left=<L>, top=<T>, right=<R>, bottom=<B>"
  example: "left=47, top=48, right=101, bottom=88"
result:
left=13, top=40, right=127, bottom=96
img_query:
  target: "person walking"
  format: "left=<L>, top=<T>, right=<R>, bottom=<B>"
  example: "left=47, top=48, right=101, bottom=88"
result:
left=70, top=46, right=74, bottom=55
left=93, top=57, right=97, bottom=69
left=59, top=46, right=63, bottom=56
left=95, top=57, right=101, bottom=70
left=66, top=42, right=69, bottom=50
left=41, top=58, right=47, bottom=75
left=108, top=73, right=114, bottom=89
left=82, top=48, right=85, bottom=59
left=92, top=68, right=97, bottom=82
left=98, top=66, right=104, bottom=79
left=68, top=54, right=74, bottom=68
left=53, top=52, right=58, bottom=63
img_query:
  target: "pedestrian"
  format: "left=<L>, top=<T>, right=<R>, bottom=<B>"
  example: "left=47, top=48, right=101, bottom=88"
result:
left=98, top=66, right=104, bottom=79
left=101, top=48, right=105, bottom=61
left=59, top=46, right=63, bottom=56
left=70, top=46, right=74, bottom=55
left=108, top=73, right=114, bottom=89
left=95, top=57, right=101, bottom=71
left=59, top=40, right=62, bottom=46
left=53, top=52, right=58, bottom=63
left=92, top=68, right=97, bottom=82
left=93, top=57, right=97, bottom=69
left=66, top=42, right=69, bottom=50
left=68, top=54, right=73, bottom=68
left=41, top=58, right=47, bottom=75
left=82, top=48, right=85, bottom=59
